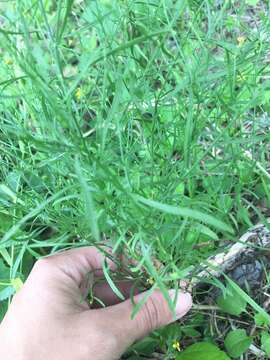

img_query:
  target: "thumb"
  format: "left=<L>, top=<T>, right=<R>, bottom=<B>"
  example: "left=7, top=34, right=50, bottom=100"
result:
left=106, top=289, right=192, bottom=345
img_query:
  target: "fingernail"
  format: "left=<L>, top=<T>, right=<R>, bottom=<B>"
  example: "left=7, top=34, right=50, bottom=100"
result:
left=169, top=290, right=192, bottom=319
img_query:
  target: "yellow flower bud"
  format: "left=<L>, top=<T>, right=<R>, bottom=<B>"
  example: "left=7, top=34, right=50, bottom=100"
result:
left=172, top=340, right=181, bottom=352
left=237, top=36, right=246, bottom=47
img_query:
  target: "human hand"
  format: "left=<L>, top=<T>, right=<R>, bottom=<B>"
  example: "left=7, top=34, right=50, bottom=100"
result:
left=0, top=247, right=192, bottom=360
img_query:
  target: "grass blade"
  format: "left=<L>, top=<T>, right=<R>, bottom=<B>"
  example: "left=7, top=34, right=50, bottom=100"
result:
left=102, top=260, right=125, bottom=301
left=75, top=159, right=100, bottom=242
left=135, top=195, right=234, bottom=234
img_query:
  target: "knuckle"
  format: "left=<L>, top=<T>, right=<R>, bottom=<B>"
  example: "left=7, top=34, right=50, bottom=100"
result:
left=33, top=258, right=53, bottom=272
left=31, top=258, right=57, bottom=280
left=140, top=296, right=161, bottom=333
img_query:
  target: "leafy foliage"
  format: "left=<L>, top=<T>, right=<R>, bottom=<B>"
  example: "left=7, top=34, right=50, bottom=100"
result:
left=0, top=0, right=269, bottom=357
left=217, top=282, right=247, bottom=316
left=261, top=331, right=270, bottom=357
left=224, top=329, right=252, bottom=359
left=176, top=342, right=230, bottom=360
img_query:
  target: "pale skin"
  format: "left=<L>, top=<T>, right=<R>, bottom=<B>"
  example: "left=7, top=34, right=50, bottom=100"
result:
left=0, top=247, right=192, bottom=360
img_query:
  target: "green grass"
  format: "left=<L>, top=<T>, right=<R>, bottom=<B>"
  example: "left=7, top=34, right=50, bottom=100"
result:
left=0, top=0, right=270, bottom=358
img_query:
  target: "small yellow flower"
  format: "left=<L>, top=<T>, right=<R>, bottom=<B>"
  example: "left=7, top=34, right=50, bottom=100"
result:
left=237, top=72, right=247, bottom=82
left=4, top=58, right=13, bottom=65
left=75, top=87, right=84, bottom=100
left=11, top=278, right=24, bottom=292
left=172, top=340, right=181, bottom=352
left=146, top=277, right=155, bottom=286
left=237, top=36, right=246, bottom=47
left=68, top=38, right=75, bottom=47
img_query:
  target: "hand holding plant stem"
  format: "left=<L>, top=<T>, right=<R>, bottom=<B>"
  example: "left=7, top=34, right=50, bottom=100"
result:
left=0, top=247, right=192, bottom=360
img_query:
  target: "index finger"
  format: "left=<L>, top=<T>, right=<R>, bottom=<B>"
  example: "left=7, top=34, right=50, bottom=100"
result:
left=37, top=246, right=118, bottom=285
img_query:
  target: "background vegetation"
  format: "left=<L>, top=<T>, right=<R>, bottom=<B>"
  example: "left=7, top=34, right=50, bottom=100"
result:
left=0, top=0, right=270, bottom=358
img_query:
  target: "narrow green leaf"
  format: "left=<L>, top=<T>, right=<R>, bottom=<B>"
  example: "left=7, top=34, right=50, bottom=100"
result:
left=196, top=224, right=218, bottom=240
left=0, top=285, right=15, bottom=302
left=75, top=159, right=100, bottom=242
left=0, top=184, right=24, bottom=205
left=0, top=260, right=10, bottom=280
left=225, top=276, right=270, bottom=324
left=246, top=0, right=259, bottom=6
left=0, top=187, right=73, bottom=246
left=56, top=0, right=75, bottom=42
left=135, top=195, right=234, bottom=234
left=0, top=249, right=12, bottom=266
left=66, top=29, right=170, bottom=100
left=0, top=300, right=8, bottom=322
left=138, top=240, right=175, bottom=316
left=102, top=260, right=125, bottom=301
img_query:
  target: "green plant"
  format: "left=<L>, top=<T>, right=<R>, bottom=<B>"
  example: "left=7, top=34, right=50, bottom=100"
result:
left=0, top=0, right=270, bottom=358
